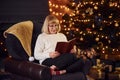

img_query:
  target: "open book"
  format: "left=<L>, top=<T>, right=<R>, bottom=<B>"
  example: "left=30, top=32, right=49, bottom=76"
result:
left=55, top=38, right=76, bottom=53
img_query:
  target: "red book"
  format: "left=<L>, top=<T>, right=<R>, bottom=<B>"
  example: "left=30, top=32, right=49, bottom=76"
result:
left=55, top=38, right=76, bottom=53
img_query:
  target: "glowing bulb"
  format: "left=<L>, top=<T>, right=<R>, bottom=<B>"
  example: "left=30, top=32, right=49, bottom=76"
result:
left=80, top=37, right=84, bottom=41
left=115, top=22, right=119, bottom=27
left=95, top=37, right=99, bottom=41
left=94, top=5, right=98, bottom=10
left=0, top=42, right=3, bottom=45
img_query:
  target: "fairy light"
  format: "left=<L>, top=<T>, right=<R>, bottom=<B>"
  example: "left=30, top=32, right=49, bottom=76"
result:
left=48, top=0, right=72, bottom=20
left=0, top=39, right=8, bottom=53
left=49, top=0, right=120, bottom=54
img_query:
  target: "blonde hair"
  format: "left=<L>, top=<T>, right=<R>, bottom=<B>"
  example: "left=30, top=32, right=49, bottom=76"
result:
left=41, top=15, right=61, bottom=34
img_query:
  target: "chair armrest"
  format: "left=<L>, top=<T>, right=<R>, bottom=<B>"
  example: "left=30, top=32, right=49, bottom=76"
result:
left=3, top=57, right=52, bottom=80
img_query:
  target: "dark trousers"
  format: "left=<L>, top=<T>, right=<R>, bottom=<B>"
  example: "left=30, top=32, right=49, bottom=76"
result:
left=42, top=53, right=90, bottom=73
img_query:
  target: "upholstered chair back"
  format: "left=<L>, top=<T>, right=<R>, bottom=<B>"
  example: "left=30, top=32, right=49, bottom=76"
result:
left=3, top=21, right=42, bottom=61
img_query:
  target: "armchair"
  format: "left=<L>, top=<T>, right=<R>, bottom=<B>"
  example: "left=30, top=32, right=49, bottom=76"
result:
left=3, top=21, right=88, bottom=80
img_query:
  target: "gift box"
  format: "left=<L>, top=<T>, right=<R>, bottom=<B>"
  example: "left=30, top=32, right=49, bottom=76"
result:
left=88, top=67, right=105, bottom=80
left=100, top=54, right=120, bottom=61
left=108, top=71, right=120, bottom=80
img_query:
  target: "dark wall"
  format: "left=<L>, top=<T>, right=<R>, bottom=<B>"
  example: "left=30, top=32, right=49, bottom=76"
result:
left=0, top=0, right=49, bottom=58
left=0, top=0, right=49, bottom=23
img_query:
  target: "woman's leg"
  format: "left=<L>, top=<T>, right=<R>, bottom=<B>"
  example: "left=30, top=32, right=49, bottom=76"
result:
left=41, top=58, right=54, bottom=67
left=51, top=58, right=85, bottom=75
left=42, top=53, right=77, bottom=70
left=65, top=58, right=84, bottom=73
left=82, top=59, right=92, bottom=75
left=53, top=53, right=77, bottom=70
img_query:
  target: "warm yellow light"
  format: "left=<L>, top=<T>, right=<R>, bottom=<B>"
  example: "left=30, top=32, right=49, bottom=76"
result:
left=72, top=2, right=76, bottom=6
left=66, top=32, right=69, bottom=34
left=49, top=1, right=52, bottom=5
left=108, top=40, right=111, bottom=43
left=116, top=33, right=118, bottom=36
left=4, top=49, right=7, bottom=51
left=105, top=46, right=108, bottom=49
left=116, top=49, right=119, bottom=51
left=83, top=33, right=86, bottom=35
left=80, top=31, right=83, bottom=34
left=93, top=31, right=97, bottom=34
left=52, top=4, right=55, bottom=7
left=101, top=35, right=104, bottom=38
left=115, top=22, right=119, bottom=27
left=95, top=37, right=99, bottom=41
left=105, top=36, right=108, bottom=39
left=55, top=5, right=58, bottom=8
left=76, top=28, right=79, bottom=31
left=55, top=13, right=59, bottom=16
left=112, top=49, right=115, bottom=51
left=59, top=13, right=62, bottom=15
left=102, top=48, right=105, bottom=50
left=109, top=15, right=112, bottom=18
left=92, top=24, right=95, bottom=28
left=100, top=27, right=103, bottom=30
left=49, top=8, right=52, bottom=12
left=60, top=20, right=62, bottom=23
left=0, top=42, right=3, bottom=45
left=68, top=28, right=70, bottom=31
left=97, top=47, right=99, bottom=49
left=80, top=37, right=84, bottom=41
left=102, top=50, right=105, bottom=53
left=109, top=2, right=113, bottom=7
left=52, top=12, right=55, bottom=14
left=64, top=28, right=67, bottom=30
left=94, top=5, right=98, bottom=10
left=119, top=32, right=120, bottom=35
left=63, top=25, right=66, bottom=28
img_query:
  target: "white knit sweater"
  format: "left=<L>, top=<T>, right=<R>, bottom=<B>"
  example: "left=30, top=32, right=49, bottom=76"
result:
left=34, top=33, right=67, bottom=64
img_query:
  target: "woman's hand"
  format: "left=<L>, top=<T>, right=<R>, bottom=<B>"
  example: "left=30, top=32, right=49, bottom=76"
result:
left=49, top=51, right=60, bottom=58
left=70, top=45, right=77, bottom=53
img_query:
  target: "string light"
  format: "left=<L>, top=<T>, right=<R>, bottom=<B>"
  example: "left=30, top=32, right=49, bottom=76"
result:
left=0, top=40, right=7, bottom=53
left=48, top=0, right=72, bottom=20
left=60, top=0, right=120, bottom=54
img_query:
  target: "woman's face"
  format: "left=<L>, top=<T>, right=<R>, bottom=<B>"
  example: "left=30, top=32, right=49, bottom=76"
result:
left=48, top=23, right=58, bottom=34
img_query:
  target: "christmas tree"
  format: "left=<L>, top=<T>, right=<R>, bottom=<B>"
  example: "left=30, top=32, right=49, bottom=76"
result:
left=61, top=0, right=120, bottom=54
